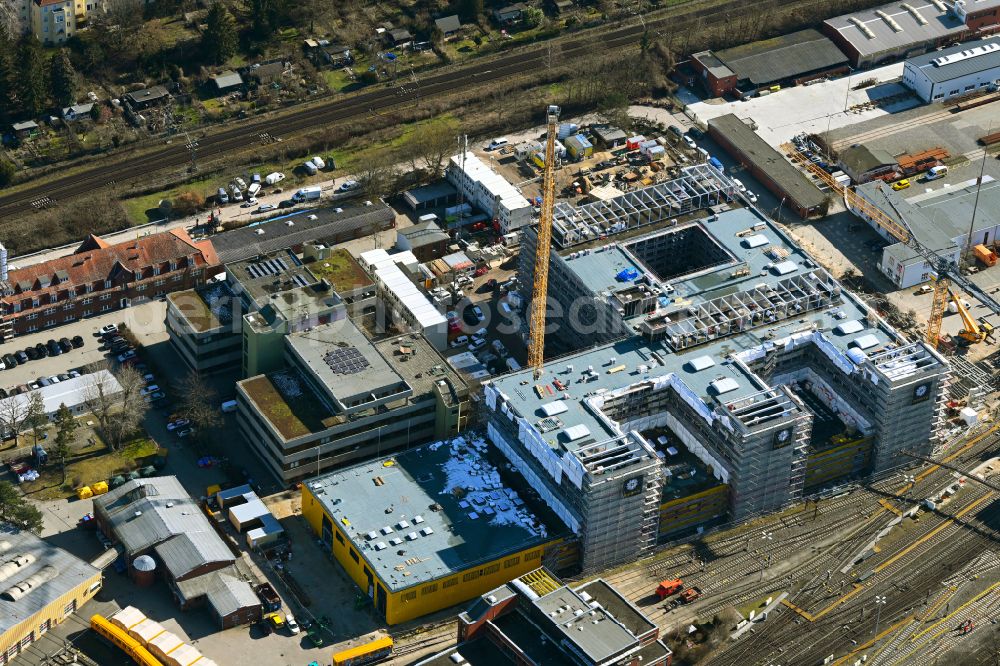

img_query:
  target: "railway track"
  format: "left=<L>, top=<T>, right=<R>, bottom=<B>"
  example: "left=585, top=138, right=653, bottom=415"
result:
left=0, top=0, right=847, bottom=220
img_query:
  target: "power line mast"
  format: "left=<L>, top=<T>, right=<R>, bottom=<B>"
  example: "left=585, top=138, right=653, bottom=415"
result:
left=528, top=105, right=561, bottom=380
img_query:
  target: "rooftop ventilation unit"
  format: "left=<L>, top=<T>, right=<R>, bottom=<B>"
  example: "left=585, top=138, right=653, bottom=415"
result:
left=0, top=555, right=35, bottom=583
left=849, top=17, right=876, bottom=39
left=929, top=0, right=947, bottom=11
left=2, top=565, right=58, bottom=601
left=875, top=9, right=903, bottom=31
left=932, top=42, right=1000, bottom=66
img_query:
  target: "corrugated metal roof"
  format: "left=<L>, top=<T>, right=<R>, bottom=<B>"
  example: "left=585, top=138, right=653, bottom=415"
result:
left=94, top=477, right=231, bottom=560
left=0, top=526, right=100, bottom=635
left=714, top=30, right=847, bottom=86
left=213, top=205, right=395, bottom=264
left=824, top=0, right=966, bottom=60
left=154, top=532, right=234, bottom=580
left=206, top=574, right=260, bottom=618
left=0, top=370, right=122, bottom=421
left=907, top=37, right=1000, bottom=83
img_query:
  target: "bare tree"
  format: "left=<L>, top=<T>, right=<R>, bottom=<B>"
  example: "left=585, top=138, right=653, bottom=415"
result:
left=25, top=392, right=46, bottom=444
left=402, top=117, right=459, bottom=177
left=0, top=395, right=31, bottom=446
left=175, top=371, right=221, bottom=447
left=82, top=364, right=148, bottom=450
left=355, top=151, right=398, bottom=201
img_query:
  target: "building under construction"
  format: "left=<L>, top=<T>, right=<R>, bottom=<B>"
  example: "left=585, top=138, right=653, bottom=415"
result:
left=489, top=183, right=950, bottom=573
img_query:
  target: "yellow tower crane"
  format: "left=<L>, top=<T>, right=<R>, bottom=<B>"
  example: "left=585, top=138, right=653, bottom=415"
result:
left=528, top=105, right=561, bottom=379
left=782, top=143, right=1000, bottom=348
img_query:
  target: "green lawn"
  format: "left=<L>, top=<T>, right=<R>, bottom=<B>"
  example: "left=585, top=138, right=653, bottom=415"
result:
left=122, top=175, right=215, bottom=224
left=20, top=436, right=159, bottom=500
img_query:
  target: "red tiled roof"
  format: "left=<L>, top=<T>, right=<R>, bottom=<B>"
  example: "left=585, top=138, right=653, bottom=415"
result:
left=3, top=230, right=219, bottom=298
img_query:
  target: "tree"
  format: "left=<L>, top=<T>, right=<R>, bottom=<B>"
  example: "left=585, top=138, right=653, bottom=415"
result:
left=247, top=0, right=288, bottom=39
left=0, top=159, right=13, bottom=188
left=91, top=0, right=144, bottom=57
left=82, top=364, right=148, bottom=450
left=0, top=481, right=44, bottom=533
left=49, top=49, right=76, bottom=108
left=523, top=6, right=544, bottom=28
left=203, top=2, right=237, bottom=65
left=402, top=117, right=459, bottom=177
left=0, top=394, right=31, bottom=446
left=16, top=35, right=47, bottom=117
left=173, top=190, right=206, bottom=216
left=53, top=403, right=77, bottom=484
left=458, top=0, right=483, bottom=22
left=24, top=392, right=46, bottom=444
left=176, top=372, right=220, bottom=446
left=0, top=28, right=14, bottom=119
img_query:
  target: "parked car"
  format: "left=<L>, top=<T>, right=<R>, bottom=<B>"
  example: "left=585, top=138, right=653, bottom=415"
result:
left=57, top=373, right=71, bottom=381
left=71, top=335, right=84, bottom=348
left=337, top=180, right=359, bottom=192
left=255, top=204, right=276, bottom=214
left=167, top=418, right=190, bottom=431
left=58, top=338, right=72, bottom=353
left=469, top=338, right=487, bottom=351
left=117, top=351, right=137, bottom=363
left=176, top=428, right=194, bottom=438
left=144, top=392, right=166, bottom=403
left=450, top=335, right=469, bottom=348
left=473, top=266, right=489, bottom=277
left=46, top=339, right=62, bottom=356
left=140, top=384, right=160, bottom=396
left=285, top=614, right=300, bottom=635
left=892, top=179, right=911, bottom=191
left=100, top=324, right=118, bottom=336
left=46, top=375, right=60, bottom=384
left=17, top=350, right=31, bottom=363
left=3, top=354, right=17, bottom=367
left=472, top=306, right=485, bottom=322
left=34, top=344, right=47, bottom=358
left=747, top=191, right=758, bottom=204
left=68, top=370, right=81, bottom=378
left=683, top=135, right=697, bottom=149
left=731, top=178, right=746, bottom=193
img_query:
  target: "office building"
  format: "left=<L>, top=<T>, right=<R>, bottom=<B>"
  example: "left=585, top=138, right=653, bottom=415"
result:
left=491, top=196, right=949, bottom=572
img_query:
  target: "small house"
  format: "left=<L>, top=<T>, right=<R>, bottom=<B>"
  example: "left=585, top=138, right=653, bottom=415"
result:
left=626, top=135, right=646, bottom=151
left=564, top=134, right=593, bottom=160
left=125, top=85, right=170, bottom=110
left=62, top=103, right=94, bottom=122
left=386, top=28, right=414, bottom=47
left=494, top=3, right=527, bottom=25
left=11, top=120, right=39, bottom=138
left=246, top=61, right=287, bottom=85
left=212, top=71, right=243, bottom=93
left=323, top=43, right=353, bottom=67
left=434, top=15, right=462, bottom=40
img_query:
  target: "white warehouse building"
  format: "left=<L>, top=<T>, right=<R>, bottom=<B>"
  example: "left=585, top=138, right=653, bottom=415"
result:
left=902, top=37, right=1000, bottom=102
left=446, top=152, right=533, bottom=234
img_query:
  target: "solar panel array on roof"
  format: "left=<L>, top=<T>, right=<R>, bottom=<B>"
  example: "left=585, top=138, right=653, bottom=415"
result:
left=324, top=346, right=370, bottom=374
left=244, top=256, right=288, bottom=279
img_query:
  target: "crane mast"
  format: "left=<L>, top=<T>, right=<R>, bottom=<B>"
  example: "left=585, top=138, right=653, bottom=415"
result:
left=528, top=105, right=561, bottom=379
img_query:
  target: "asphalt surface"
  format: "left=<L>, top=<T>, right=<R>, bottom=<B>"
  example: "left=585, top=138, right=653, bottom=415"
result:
left=0, top=0, right=830, bottom=220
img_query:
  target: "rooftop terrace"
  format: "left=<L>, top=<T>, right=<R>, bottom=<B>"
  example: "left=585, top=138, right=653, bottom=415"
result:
left=306, top=436, right=554, bottom=591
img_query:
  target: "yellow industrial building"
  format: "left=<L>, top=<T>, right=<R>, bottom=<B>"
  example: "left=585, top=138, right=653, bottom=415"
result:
left=0, top=526, right=103, bottom=664
left=301, top=437, right=560, bottom=625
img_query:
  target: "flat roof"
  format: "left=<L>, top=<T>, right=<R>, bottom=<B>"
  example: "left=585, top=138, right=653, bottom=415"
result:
left=906, top=36, right=1000, bottom=83
left=0, top=526, right=100, bottom=636
left=694, top=50, right=736, bottom=79
left=372, top=333, right=468, bottom=405
left=824, top=0, right=966, bottom=59
left=0, top=369, right=122, bottom=417
left=489, top=207, right=906, bottom=449
left=361, top=249, right=448, bottom=330
left=714, top=29, right=847, bottom=86
left=302, top=248, right=374, bottom=291
left=306, top=435, right=554, bottom=591
left=167, top=282, right=234, bottom=333
left=239, top=370, right=334, bottom=440
left=403, top=182, right=458, bottom=205
left=449, top=152, right=531, bottom=212
left=227, top=249, right=317, bottom=304
left=709, top=114, right=826, bottom=210
left=286, top=319, right=408, bottom=410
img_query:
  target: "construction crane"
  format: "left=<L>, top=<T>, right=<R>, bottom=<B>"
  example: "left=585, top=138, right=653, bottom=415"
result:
left=950, top=289, right=995, bottom=344
left=784, top=145, right=1000, bottom=348
left=528, top=105, right=561, bottom=379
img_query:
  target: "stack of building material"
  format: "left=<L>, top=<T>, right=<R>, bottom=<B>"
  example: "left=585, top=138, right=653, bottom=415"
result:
left=147, top=631, right=185, bottom=662
left=128, top=618, right=165, bottom=644
left=109, top=606, right=146, bottom=632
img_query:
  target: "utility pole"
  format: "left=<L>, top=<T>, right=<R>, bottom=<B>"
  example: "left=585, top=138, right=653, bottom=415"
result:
left=873, top=595, right=886, bottom=637
left=184, top=132, right=199, bottom=173
left=759, top=531, right=773, bottom=581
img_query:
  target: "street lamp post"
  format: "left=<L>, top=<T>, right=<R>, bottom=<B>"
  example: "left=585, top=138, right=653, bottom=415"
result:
left=874, top=595, right=887, bottom=637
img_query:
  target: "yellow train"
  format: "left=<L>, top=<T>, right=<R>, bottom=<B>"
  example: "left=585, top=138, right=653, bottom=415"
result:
left=90, top=614, right=164, bottom=666
left=332, top=636, right=393, bottom=666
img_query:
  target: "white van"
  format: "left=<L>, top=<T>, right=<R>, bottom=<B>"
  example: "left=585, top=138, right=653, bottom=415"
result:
left=926, top=165, right=948, bottom=180
left=418, top=213, right=439, bottom=223
left=487, top=137, right=509, bottom=151
left=303, top=160, right=318, bottom=175
left=450, top=335, right=469, bottom=348
left=311, top=155, right=326, bottom=170
left=292, top=186, right=322, bottom=202
left=221, top=399, right=238, bottom=413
